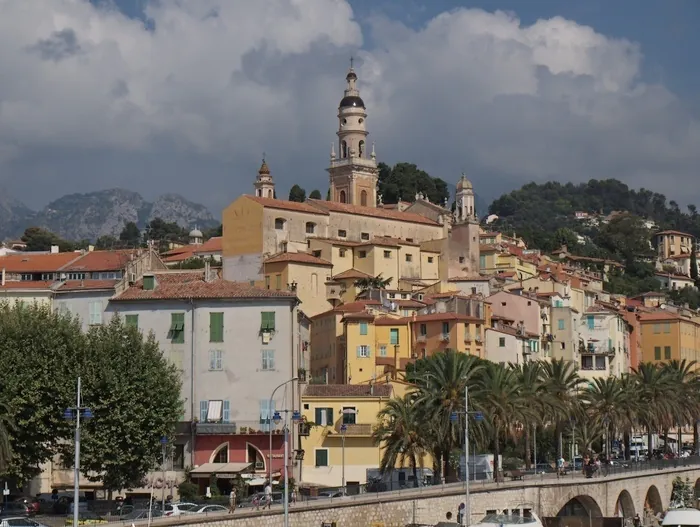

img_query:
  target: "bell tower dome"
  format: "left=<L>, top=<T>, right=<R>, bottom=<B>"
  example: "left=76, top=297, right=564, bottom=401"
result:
left=253, top=155, right=275, bottom=199
left=327, top=59, right=378, bottom=208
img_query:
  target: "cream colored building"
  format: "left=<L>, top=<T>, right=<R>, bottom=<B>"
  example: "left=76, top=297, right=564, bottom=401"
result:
left=656, top=230, right=694, bottom=260
left=222, top=65, right=481, bottom=317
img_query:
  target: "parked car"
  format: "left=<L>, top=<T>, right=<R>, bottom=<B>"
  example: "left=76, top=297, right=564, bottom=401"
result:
left=1, top=517, right=50, bottom=527
left=0, top=502, right=36, bottom=518
left=161, top=503, right=199, bottom=517
left=189, top=505, right=228, bottom=514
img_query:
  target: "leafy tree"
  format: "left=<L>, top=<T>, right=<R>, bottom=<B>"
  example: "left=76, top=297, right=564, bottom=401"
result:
left=377, top=162, right=449, bottom=205
left=66, top=317, right=182, bottom=495
left=119, top=221, right=141, bottom=247
left=326, top=189, right=330, bottom=201
left=669, top=286, right=700, bottom=310
left=692, top=240, right=699, bottom=283
left=354, top=274, right=392, bottom=293
left=671, top=476, right=695, bottom=508
left=21, top=226, right=74, bottom=252
left=0, top=302, right=84, bottom=483
left=95, top=235, right=120, bottom=250
left=288, top=185, right=306, bottom=202
left=309, top=189, right=322, bottom=200
left=144, top=218, right=188, bottom=251
left=0, top=399, right=13, bottom=473
left=203, top=224, right=222, bottom=239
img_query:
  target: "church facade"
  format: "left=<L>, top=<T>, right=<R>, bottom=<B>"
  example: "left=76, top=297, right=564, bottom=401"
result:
left=222, top=64, right=480, bottom=316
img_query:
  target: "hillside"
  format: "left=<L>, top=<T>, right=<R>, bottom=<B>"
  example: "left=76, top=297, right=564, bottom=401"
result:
left=0, top=189, right=218, bottom=242
left=488, top=179, right=700, bottom=254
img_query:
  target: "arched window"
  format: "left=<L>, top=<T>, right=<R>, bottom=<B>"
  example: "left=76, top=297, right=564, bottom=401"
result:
left=341, top=141, right=348, bottom=158
left=210, top=442, right=229, bottom=464
left=257, top=189, right=262, bottom=197
left=305, top=222, right=316, bottom=234
left=311, top=273, right=318, bottom=294
left=274, top=218, right=286, bottom=230
left=360, top=190, right=368, bottom=207
left=339, top=190, right=346, bottom=203
left=267, top=189, right=273, bottom=198
left=359, top=140, right=365, bottom=158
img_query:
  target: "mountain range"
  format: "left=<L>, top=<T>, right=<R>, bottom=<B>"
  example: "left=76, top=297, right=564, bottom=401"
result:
left=0, top=189, right=219, bottom=242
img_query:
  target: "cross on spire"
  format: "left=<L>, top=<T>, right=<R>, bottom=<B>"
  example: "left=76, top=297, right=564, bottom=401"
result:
left=350, top=55, right=354, bottom=69
left=262, top=151, right=266, bottom=163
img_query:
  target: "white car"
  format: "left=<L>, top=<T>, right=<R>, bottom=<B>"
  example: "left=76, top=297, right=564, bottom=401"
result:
left=189, top=505, right=228, bottom=515
left=1, top=518, right=50, bottom=527
left=162, top=503, right=199, bottom=517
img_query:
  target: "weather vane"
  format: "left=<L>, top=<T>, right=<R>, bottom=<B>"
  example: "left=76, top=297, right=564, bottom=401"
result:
left=350, top=56, right=354, bottom=69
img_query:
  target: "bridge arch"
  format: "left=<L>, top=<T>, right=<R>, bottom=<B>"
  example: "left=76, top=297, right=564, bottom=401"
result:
left=645, top=485, right=664, bottom=514
left=557, top=495, right=603, bottom=518
left=615, top=490, right=635, bottom=518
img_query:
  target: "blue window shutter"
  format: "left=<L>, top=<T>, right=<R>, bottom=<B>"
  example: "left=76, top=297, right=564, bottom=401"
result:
left=587, top=315, right=594, bottom=329
left=367, top=345, right=371, bottom=357
left=199, top=401, right=208, bottom=422
left=223, top=400, right=230, bottom=423
left=356, top=346, right=362, bottom=358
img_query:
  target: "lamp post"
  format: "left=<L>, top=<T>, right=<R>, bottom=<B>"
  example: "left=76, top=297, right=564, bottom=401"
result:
left=340, top=424, right=347, bottom=493
left=273, top=409, right=301, bottom=527
left=63, top=377, right=93, bottom=527
left=160, top=437, right=168, bottom=511
left=268, top=378, right=298, bottom=485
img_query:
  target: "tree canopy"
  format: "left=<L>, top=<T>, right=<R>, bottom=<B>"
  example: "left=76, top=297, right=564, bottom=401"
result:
left=308, top=189, right=322, bottom=200
left=0, top=302, right=181, bottom=488
left=377, top=162, right=449, bottom=206
left=21, top=227, right=75, bottom=252
left=144, top=218, right=189, bottom=251
left=288, top=185, right=306, bottom=202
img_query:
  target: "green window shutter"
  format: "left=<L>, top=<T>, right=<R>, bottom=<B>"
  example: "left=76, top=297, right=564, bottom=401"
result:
left=315, top=408, right=322, bottom=425
left=390, top=329, right=399, bottom=345
left=366, top=345, right=371, bottom=358
left=210, top=312, right=224, bottom=342
left=654, top=346, right=661, bottom=360
left=125, top=314, right=138, bottom=328
left=171, top=313, right=185, bottom=344
left=326, top=408, right=334, bottom=425
left=359, top=322, right=368, bottom=335
left=261, top=311, right=276, bottom=331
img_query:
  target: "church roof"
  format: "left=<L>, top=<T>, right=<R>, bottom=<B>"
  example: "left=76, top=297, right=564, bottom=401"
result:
left=339, top=95, right=365, bottom=109
left=307, top=199, right=440, bottom=226
left=244, top=196, right=329, bottom=216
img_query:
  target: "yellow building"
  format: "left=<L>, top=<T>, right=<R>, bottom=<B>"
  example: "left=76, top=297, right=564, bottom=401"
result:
left=639, top=311, right=700, bottom=366
left=479, top=244, right=537, bottom=279
left=300, top=382, right=425, bottom=489
left=656, top=230, right=694, bottom=260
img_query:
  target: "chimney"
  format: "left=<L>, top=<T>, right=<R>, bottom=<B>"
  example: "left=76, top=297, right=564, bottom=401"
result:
left=88, top=245, right=95, bottom=252
left=143, top=273, right=157, bottom=291
left=1, top=268, right=5, bottom=286
left=50, top=245, right=59, bottom=254
left=204, top=261, right=212, bottom=283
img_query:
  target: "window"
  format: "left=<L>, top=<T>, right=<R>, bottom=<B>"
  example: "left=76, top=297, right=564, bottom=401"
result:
left=379, top=345, right=387, bottom=356
left=69, top=272, right=86, bottom=280
left=581, top=356, right=593, bottom=370
left=305, top=222, right=316, bottom=234
left=315, top=449, right=329, bottom=467
left=274, top=218, right=285, bottom=230
left=213, top=446, right=228, bottom=463
left=383, top=250, right=391, bottom=258
left=261, top=312, right=276, bottom=331
left=312, top=250, right=322, bottom=257
left=442, top=322, right=449, bottom=334
left=209, top=350, right=223, bottom=371
left=209, top=312, right=224, bottom=342
left=390, top=328, right=399, bottom=345
left=173, top=445, right=185, bottom=470
left=261, top=349, right=275, bottom=370
left=479, top=255, right=486, bottom=268
left=459, top=256, right=465, bottom=264
left=405, top=254, right=413, bottom=262
left=361, top=232, right=369, bottom=240
left=557, top=319, right=565, bottom=330
left=338, top=229, right=347, bottom=238
left=170, top=313, right=185, bottom=343
left=359, top=322, right=368, bottom=335
left=419, top=323, right=427, bottom=336
left=663, top=322, right=671, bottom=334
left=427, top=257, right=434, bottom=263
left=339, top=190, right=346, bottom=203
left=358, top=250, right=367, bottom=258
left=554, top=300, right=563, bottom=308
left=499, top=337, right=506, bottom=347
left=265, top=275, right=270, bottom=289
left=653, top=324, right=660, bottom=334
left=664, top=346, right=671, bottom=360
left=314, top=407, right=334, bottom=426
left=88, top=300, right=103, bottom=325
left=654, top=346, right=661, bottom=360
left=342, top=407, right=357, bottom=425
left=275, top=274, right=281, bottom=290
left=357, top=345, right=370, bottom=358
left=125, top=314, right=138, bottom=328
left=339, top=248, right=347, bottom=257
left=586, top=315, right=595, bottom=330
left=595, top=356, right=606, bottom=370
left=259, top=400, right=276, bottom=432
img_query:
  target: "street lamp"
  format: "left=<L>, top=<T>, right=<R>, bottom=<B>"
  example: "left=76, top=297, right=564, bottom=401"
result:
left=63, top=377, right=93, bottom=527
left=340, top=424, right=347, bottom=494
left=268, top=378, right=298, bottom=484
left=160, top=437, right=168, bottom=512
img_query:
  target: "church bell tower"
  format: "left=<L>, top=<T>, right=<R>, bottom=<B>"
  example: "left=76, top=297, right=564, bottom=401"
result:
left=327, top=60, right=378, bottom=208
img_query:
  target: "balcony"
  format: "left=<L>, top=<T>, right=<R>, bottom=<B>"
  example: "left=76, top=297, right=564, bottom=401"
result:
left=475, top=335, right=483, bottom=344
left=579, top=343, right=615, bottom=356
left=375, top=356, right=395, bottom=367
left=464, top=333, right=472, bottom=343
left=196, top=422, right=238, bottom=435
left=416, top=334, right=427, bottom=342
left=439, top=333, right=450, bottom=342
left=334, top=421, right=373, bottom=436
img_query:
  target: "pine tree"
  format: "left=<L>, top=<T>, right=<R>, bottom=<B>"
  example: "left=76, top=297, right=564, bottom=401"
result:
left=309, top=189, right=322, bottom=200
left=288, top=185, right=306, bottom=202
left=691, top=240, right=699, bottom=285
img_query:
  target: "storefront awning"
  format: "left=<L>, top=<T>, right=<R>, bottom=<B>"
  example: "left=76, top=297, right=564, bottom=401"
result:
left=190, top=463, right=253, bottom=478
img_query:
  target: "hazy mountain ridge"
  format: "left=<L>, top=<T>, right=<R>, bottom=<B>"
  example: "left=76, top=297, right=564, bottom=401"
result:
left=0, top=189, right=218, bottom=241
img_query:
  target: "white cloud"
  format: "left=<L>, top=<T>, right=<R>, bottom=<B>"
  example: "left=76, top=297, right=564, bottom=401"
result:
left=0, top=1, right=698, bottom=213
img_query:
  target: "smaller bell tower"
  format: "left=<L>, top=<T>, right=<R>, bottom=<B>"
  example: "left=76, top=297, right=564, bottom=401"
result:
left=446, top=173, right=480, bottom=277
left=455, top=173, right=476, bottom=221
left=253, top=155, right=275, bottom=199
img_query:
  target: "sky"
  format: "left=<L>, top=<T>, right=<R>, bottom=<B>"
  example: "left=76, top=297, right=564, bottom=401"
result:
left=0, top=0, right=698, bottom=215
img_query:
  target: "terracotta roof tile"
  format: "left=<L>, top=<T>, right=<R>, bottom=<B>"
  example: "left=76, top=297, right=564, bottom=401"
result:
left=363, top=236, right=420, bottom=247
left=332, top=268, right=370, bottom=280
left=264, top=252, right=332, bottom=266
left=342, top=312, right=375, bottom=321
left=656, top=230, right=693, bottom=237
left=113, top=272, right=297, bottom=301
left=303, top=384, right=392, bottom=397
left=62, top=250, right=143, bottom=272
left=307, top=199, right=439, bottom=226
left=411, top=313, right=483, bottom=323
left=162, top=248, right=197, bottom=263
left=245, top=195, right=329, bottom=216
left=194, top=237, right=223, bottom=254
left=0, top=280, right=54, bottom=290
left=0, top=252, right=82, bottom=273
left=395, top=299, right=425, bottom=308
left=309, top=237, right=362, bottom=247
left=374, top=316, right=409, bottom=326
left=55, top=280, right=119, bottom=292
left=310, top=300, right=382, bottom=320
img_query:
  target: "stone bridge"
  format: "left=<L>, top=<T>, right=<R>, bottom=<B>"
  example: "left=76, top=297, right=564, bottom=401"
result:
left=137, top=463, right=700, bottom=527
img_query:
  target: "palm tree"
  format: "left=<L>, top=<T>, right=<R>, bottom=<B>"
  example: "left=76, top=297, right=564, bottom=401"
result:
left=541, top=359, right=584, bottom=461
left=661, top=360, right=699, bottom=450
left=511, top=361, right=546, bottom=469
left=0, top=399, right=14, bottom=473
left=633, top=362, right=675, bottom=453
left=372, top=394, right=428, bottom=486
left=581, top=376, right=635, bottom=457
left=411, top=350, right=486, bottom=482
left=354, top=274, right=392, bottom=293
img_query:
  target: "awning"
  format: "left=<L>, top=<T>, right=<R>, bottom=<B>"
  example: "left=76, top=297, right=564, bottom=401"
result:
left=190, top=463, right=253, bottom=478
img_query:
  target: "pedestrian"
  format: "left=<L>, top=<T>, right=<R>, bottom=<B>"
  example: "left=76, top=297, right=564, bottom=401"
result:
left=228, top=488, right=236, bottom=514
left=290, top=488, right=297, bottom=506
left=264, top=482, right=273, bottom=510
left=457, top=503, right=465, bottom=525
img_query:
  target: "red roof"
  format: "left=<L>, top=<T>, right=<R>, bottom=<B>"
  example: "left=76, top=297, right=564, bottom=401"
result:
left=374, top=316, right=409, bottom=326
left=245, top=196, right=329, bottom=216
left=0, top=280, right=54, bottom=290
left=264, top=252, right=332, bottom=266
left=55, top=280, right=119, bottom=292
left=62, top=250, right=140, bottom=272
left=311, top=300, right=382, bottom=319
left=412, top=313, right=483, bottom=323
left=332, top=268, right=370, bottom=280
left=113, top=272, right=297, bottom=301
left=0, top=252, right=82, bottom=273
left=304, top=384, right=393, bottom=397
left=162, top=248, right=197, bottom=263
left=307, top=199, right=439, bottom=226
left=194, top=237, right=222, bottom=254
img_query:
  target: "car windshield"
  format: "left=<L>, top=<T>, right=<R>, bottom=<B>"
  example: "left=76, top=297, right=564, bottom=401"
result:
left=5, top=520, right=35, bottom=526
